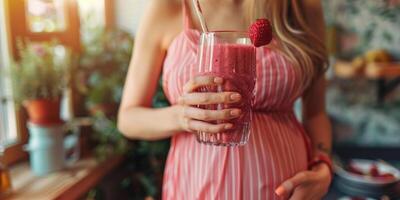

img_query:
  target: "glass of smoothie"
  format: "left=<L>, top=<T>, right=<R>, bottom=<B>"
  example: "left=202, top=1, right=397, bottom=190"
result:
left=195, top=31, right=256, bottom=146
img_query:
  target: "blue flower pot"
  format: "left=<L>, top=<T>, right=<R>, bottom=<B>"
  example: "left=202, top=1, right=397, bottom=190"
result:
left=25, top=122, right=80, bottom=176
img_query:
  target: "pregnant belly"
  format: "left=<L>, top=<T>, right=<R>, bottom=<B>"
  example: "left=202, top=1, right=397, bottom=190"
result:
left=163, top=112, right=309, bottom=199
left=243, top=113, right=309, bottom=188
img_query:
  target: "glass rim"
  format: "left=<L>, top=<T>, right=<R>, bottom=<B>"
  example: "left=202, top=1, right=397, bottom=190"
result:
left=201, top=30, right=249, bottom=34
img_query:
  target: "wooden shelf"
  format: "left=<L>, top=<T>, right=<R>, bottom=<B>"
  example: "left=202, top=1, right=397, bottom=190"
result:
left=1, top=155, right=124, bottom=200
left=334, top=61, right=363, bottom=78
left=334, top=60, right=400, bottom=104
left=365, top=63, right=400, bottom=79
left=334, top=61, right=400, bottom=79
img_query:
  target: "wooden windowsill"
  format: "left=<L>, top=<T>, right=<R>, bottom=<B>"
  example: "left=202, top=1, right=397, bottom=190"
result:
left=1, top=155, right=124, bottom=200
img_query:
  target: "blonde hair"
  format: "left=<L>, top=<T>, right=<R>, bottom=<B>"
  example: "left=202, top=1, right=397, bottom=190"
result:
left=244, top=0, right=328, bottom=89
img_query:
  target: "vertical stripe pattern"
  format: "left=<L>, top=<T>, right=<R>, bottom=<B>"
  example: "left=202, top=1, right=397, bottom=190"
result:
left=161, top=1, right=311, bottom=199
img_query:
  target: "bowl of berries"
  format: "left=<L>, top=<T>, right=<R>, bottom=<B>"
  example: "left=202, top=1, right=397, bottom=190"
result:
left=334, top=158, right=400, bottom=198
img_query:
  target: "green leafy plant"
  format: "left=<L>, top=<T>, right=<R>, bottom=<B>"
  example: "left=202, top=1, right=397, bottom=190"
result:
left=86, top=72, right=122, bottom=107
left=92, top=113, right=130, bottom=161
left=77, top=28, right=133, bottom=113
left=2, top=39, right=71, bottom=104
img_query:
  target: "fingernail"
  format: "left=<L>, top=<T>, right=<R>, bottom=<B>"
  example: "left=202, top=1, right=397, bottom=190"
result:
left=275, top=182, right=293, bottom=196
left=230, top=109, right=241, bottom=116
left=275, top=186, right=285, bottom=196
left=214, top=77, right=223, bottom=84
left=224, top=124, right=233, bottom=129
left=230, top=93, right=241, bottom=101
left=282, top=181, right=293, bottom=191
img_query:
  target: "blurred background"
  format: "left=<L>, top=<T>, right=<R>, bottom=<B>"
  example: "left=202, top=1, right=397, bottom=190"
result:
left=0, top=0, right=399, bottom=200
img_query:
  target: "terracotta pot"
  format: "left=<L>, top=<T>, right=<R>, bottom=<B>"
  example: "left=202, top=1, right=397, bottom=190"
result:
left=24, top=99, right=63, bottom=125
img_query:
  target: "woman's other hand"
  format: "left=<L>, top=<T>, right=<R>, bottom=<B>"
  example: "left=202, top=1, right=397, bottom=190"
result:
left=275, top=163, right=332, bottom=200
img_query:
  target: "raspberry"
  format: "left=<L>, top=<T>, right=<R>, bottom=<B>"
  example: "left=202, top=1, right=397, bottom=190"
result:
left=248, top=19, right=273, bottom=47
left=369, top=164, right=380, bottom=177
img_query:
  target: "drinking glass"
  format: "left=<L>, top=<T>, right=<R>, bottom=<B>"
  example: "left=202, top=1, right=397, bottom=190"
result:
left=195, top=31, right=256, bottom=146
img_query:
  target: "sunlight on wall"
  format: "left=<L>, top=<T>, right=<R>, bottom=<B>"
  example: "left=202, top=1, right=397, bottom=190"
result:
left=77, top=0, right=105, bottom=28
left=116, top=0, right=148, bottom=35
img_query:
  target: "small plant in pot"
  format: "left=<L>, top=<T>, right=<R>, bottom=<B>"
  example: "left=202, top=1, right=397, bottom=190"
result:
left=4, top=40, right=71, bottom=125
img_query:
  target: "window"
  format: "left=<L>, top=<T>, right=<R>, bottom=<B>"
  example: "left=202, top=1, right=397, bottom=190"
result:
left=26, top=0, right=67, bottom=33
left=0, top=77, right=18, bottom=147
left=0, top=1, right=18, bottom=147
left=1, top=0, right=115, bottom=164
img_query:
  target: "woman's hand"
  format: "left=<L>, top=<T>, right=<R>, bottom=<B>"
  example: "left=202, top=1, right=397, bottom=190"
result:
left=275, top=163, right=332, bottom=200
left=176, top=75, right=242, bottom=133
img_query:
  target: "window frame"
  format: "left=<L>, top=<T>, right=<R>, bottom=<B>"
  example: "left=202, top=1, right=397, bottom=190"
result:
left=0, top=0, right=28, bottom=166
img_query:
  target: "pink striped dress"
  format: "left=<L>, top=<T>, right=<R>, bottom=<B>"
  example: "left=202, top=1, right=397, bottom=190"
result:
left=162, top=1, right=312, bottom=199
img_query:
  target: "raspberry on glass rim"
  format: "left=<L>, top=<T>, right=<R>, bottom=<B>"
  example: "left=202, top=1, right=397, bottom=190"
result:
left=248, top=18, right=273, bottom=47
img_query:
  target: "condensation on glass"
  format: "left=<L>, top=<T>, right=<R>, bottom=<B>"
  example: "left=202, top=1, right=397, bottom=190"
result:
left=26, top=0, right=67, bottom=33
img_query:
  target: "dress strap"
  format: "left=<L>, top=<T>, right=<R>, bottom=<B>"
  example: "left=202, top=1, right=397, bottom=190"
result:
left=182, top=0, right=193, bottom=30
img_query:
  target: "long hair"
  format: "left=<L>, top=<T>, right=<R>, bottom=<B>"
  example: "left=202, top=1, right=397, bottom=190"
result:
left=244, top=0, right=328, bottom=89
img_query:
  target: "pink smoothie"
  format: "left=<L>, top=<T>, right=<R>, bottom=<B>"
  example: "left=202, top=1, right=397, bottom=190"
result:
left=196, top=43, right=256, bottom=146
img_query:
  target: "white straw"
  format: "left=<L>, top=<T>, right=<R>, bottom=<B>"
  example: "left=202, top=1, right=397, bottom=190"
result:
left=192, top=0, right=209, bottom=32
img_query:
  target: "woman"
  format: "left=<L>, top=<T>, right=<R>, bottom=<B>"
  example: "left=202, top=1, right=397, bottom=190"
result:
left=118, top=0, right=332, bottom=199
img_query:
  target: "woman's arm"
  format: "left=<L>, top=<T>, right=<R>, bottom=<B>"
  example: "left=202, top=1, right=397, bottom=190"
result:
left=302, top=77, right=332, bottom=156
left=117, top=1, right=183, bottom=140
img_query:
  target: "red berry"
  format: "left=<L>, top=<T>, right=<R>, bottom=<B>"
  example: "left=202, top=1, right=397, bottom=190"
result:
left=248, top=18, right=273, bottom=47
left=347, top=163, right=364, bottom=176
left=369, top=164, right=380, bottom=177
left=375, top=173, right=396, bottom=180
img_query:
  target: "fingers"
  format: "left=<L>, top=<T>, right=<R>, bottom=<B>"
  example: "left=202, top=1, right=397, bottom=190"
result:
left=179, top=92, right=241, bottom=105
left=177, top=105, right=235, bottom=133
left=287, top=186, right=308, bottom=200
left=180, top=76, right=242, bottom=134
left=288, top=187, right=321, bottom=200
left=187, top=120, right=232, bottom=133
left=275, top=171, right=313, bottom=199
left=183, top=76, right=223, bottom=93
left=184, top=107, right=241, bottom=121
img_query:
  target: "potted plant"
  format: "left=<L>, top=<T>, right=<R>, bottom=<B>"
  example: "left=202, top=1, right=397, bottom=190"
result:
left=77, top=28, right=133, bottom=117
left=4, top=40, right=71, bottom=125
